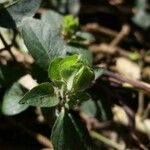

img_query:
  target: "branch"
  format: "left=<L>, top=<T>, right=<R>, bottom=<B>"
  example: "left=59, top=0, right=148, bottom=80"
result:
left=104, top=70, right=150, bottom=93
left=0, top=30, right=17, bottom=60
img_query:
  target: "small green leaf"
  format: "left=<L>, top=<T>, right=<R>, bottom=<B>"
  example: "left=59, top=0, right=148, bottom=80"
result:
left=73, top=66, right=95, bottom=92
left=60, top=68, right=77, bottom=82
left=0, top=0, right=41, bottom=28
left=60, top=54, right=79, bottom=70
left=63, top=15, right=79, bottom=32
left=19, top=82, right=59, bottom=107
left=128, top=51, right=140, bottom=61
left=48, top=57, right=63, bottom=81
left=41, top=10, right=63, bottom=29
left=48, top=55, right=81, bottom=89
left=51, top=110, right=91, bottom=150
left=66, top=45, right=93, bottom=65
left=76, top=31, right=95, bottom=43
left=20, top=18, right=66, bottom=70
left=2, top=82, right=28, bottom=116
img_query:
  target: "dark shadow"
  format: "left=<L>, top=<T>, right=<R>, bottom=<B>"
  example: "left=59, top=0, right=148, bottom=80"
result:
left=0, top=7, right=16, bottom=28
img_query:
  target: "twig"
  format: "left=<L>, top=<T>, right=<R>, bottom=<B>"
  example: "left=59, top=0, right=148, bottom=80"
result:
left=104, top=70, right=150, bottom=93
left=110, top=24, right=130, bottom=46
left=90, top=131, right=125, bottom=150
left=142, top=103, right=150, bottom=120
left=0, top=30, right=16, bottom=60
left=130, top=132, right=149, bottom=150
left=82, top=23, right=118, bottom=37
left=80, top=112, right=112, bottom=130
left=0, top=32, right=8, bottom=47
left=137, top=91, right=144, bottom=116
left=91, top=24, right=130, bottom=64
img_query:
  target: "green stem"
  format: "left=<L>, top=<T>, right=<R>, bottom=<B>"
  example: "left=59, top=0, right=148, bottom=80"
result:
left=142, top=103, right=150, bottom=120
left=137, top=91, right=144, bottom=116
left=90, top=131, right=125, bottom=150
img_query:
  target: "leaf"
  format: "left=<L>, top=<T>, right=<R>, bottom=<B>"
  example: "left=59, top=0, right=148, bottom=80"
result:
left=68, top=92, right=91, bottom=109
left=73, top=66, right=95, bottom=92
left=132, top=9, right=150, bottom=29
left=132, top=0, right=150, bottom=29
left=60, top=54, right=79, bottom=70
left=0, top=0, right=41, bottom=28
left=67, top=0, right=80, bottom=15
left=66, top=45, right=93, bottom=65
left=41, top=10, right=63, bottom=29
left=20, top=18, right=66, bottom=70
left=93, top=67, right=105, bottom=81
left=48, top=57, right=63, bottom=81
left=50, top=0, right=80, bottom=15
left=80, top=88, right=112, bottom=121
left=76, top=31, right=95, bottom=43
left=19, top=82, right=59, bottom=107
left=2, top=82, right=28, bottom=116
left=48, top=55, right=80, bottom=87
left=63, top=15, right=79, bottom=32
left=51, top=110, right=92, bottom=150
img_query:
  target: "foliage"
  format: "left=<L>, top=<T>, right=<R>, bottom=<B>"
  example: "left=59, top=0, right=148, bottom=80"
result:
left=132, top=0, right=150, bottom=29
left=0, top=1, right=104, bottom=149
left=1, top=0, right=149, bottom=150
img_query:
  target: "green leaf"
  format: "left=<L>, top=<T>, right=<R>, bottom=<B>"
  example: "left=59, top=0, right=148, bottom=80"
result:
left=93, top=67, right=105, bottom=81
left=63, top=15, right=79, bottom=32
left=80, top=88, right=112, bottom=121
left=50, top=0, right=80, bottom=15
left=73, top=66, right=95, bottom=92
left=20, top=18, right=66, bottom=70
left=19, top=82, right=59, bottom=107
left=41, top=10, right=63, bottom=29
left=132, top=0, right=150, bottom=29
left=60, top=68, right=77, bottom=83
left=66, top=45, right=93, bottom=65
left=80, top=99, right=97, bottom=117
left=51, top=110, right=91, bottom=150
left=48, top=57, right=63, bottom=81
left=76, top=31, right=95, bottom=43
left=48, top=55, right=80, bottom=86
left=68, top=92, right=91, bottom=109
left=2, top=82, right=28, bottom=116
left=0, top=0, right=41, bottom=28
left=60, top=54, right=79, bottom=70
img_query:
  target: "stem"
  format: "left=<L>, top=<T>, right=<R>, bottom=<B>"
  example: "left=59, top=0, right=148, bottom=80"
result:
left=137, top=91, right=144, bottom=116
left=104, top=70, right=150, bottom=93
left=110, top=24, right=130, bottom=46
left=0, top=30, right=17, bottom=61
left=90, top=131, right=125, bottom=150
left=142, top=103, right=150, bottom=120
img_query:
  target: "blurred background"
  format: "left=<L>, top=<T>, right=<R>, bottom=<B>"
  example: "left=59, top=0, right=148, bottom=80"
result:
left=0, top=0, right=150, bottom=149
